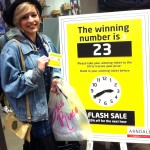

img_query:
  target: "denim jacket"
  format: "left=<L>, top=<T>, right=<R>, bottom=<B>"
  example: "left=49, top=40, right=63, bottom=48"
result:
left=0, top=30, right=61, bottom=122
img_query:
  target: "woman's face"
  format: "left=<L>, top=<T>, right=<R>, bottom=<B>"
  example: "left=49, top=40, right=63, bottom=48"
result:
left=20, top=7, right=40, bottom=37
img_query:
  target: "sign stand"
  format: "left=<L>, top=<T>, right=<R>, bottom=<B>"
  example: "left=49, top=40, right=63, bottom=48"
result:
left=86, top=141, right=128, bottom=150
left=86, top=140, right=93, bottom=150
left=120, top=142, right=128, bottom=150
left=105, top=142, right=111, bottom=149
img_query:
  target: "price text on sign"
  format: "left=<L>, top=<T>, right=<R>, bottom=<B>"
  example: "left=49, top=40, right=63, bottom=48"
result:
left=77, top=41, right=132, bottom=57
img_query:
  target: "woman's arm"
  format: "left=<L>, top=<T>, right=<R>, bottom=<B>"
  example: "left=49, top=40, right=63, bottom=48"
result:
left=0, top=41, right=43, bottom=98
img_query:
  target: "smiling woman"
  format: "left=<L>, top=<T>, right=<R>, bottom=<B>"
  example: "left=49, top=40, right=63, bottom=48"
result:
left=1, top=0, right=62, bottom=150
left=14, top=3, right=40, bottom=41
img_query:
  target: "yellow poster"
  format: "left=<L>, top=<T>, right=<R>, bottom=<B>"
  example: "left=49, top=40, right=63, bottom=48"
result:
left=59, top=10, right=150, bottom=143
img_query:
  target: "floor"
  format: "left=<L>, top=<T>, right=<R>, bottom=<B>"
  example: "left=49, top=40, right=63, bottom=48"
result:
left=1, top=105, right=150, bottom=150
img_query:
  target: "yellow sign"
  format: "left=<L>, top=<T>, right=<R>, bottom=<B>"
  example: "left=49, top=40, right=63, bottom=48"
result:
left=67, top=19, right=143, bottom=134
left=48, top=52, right=62, bottom=68
left=59, top=10, right=150, bottom=143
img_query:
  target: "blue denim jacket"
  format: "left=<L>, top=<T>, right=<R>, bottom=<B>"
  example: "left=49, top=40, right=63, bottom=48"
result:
left=0, top=30, right=61, bottom=122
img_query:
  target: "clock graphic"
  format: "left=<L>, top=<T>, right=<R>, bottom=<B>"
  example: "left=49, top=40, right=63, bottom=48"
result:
left=89, top=75, right=121, bottom=107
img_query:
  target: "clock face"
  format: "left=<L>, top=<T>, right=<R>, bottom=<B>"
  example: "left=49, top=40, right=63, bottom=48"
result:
left=89, top=75, right=121, bottom=107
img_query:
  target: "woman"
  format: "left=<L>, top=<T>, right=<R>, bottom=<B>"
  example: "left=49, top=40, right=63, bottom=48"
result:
left=0, top=0, right=61, bottom=149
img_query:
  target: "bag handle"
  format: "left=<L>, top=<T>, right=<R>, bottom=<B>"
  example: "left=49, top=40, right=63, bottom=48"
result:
left=11, top=39, right=31, bottom=122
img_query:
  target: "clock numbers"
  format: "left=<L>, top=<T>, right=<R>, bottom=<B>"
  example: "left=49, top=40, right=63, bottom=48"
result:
left=89, top=75, right=121, bottom=107
left=92, top=83, right=97, bottom=87
left=102, top=76, right=107, bottom=80
left=98, top=99, right=101, bottom=103
left=104, top=101, right=107, bottom=105
left=97, top=78, right=101, bottom=82
left=114, top=83, right=117, bottom=87
left=117, top=89, right=120, bottom=93
left=99, top=99, right=114, bottom=106
left=110, top=99, right=113, bottom=103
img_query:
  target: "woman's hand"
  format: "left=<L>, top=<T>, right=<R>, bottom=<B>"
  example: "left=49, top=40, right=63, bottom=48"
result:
left=37, top=55, right=49, bottom=72
left=51, top=78, right=61, bottom=93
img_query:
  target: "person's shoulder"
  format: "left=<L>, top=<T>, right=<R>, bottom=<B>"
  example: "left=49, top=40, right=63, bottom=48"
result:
left=1, top=39, right=19, bottom=54
left=0, top=35, right=8, bottom=51
left=0, top=35, right=7, bottom=44
left=0, top=28, right=20, bottom=51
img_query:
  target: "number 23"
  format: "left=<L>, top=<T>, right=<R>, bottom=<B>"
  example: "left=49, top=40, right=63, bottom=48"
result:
left=93, top=43, right=111, bottom=56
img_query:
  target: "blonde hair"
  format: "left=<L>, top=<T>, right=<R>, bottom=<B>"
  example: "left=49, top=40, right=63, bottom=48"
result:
left=13, top=2, right=40, bottom=28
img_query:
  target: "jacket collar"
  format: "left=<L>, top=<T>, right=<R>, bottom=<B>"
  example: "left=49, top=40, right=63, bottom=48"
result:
left=6, top=28, right=50, bottom=55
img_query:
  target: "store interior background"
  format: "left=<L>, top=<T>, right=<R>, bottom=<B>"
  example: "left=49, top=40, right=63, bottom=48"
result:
left=39, top=0, right=98, bottom=16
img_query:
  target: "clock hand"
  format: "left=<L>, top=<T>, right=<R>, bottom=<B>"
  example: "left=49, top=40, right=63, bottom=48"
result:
left=104, top=89, right=113, bottom=93
left=93, top=89, right=114, bottom=99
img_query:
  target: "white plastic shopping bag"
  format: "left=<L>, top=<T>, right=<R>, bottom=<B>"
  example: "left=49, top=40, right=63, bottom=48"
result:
left=48, top=80, right=92, bottom=141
